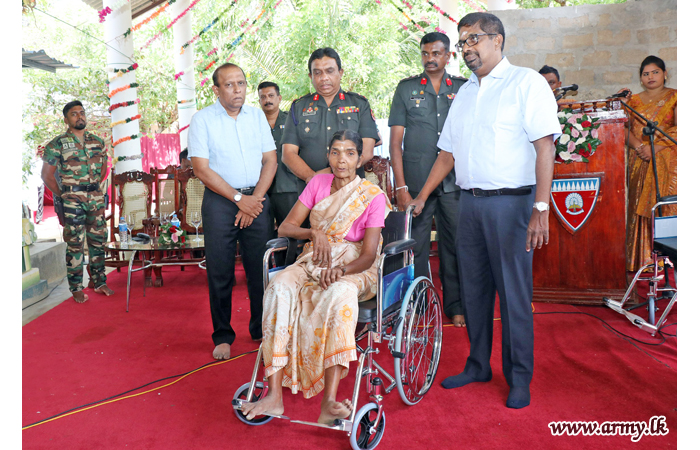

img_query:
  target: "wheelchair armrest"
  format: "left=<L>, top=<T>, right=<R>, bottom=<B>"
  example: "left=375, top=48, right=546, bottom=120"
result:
left=266, top=237, right=290, bottom=249
left=659, top=195, right=677, bottom=203
left=383, top=238, right=416, bottom=256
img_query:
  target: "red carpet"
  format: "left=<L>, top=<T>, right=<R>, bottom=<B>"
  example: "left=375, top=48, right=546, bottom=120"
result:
left=23, top=260, right=677, bottom=449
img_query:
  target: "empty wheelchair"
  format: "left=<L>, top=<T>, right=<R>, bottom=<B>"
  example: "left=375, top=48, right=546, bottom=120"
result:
left=605, top=196, right=677, bottom=335
left=232, top=206, right=443, bottom=449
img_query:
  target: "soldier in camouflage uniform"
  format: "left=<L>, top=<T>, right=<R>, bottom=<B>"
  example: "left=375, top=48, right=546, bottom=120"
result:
left=41, top=101, right=114, bottom=303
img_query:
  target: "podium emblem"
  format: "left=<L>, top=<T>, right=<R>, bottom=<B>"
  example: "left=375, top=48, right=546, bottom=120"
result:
left=550, top=177, right=601, bottom=234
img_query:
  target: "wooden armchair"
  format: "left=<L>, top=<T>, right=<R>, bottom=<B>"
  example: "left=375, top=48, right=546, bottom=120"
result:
left=150, top=165, right=179, bottom=218
left=363, top=155, right=395, bottom=207
left=106, top=170, right=155, bottom=269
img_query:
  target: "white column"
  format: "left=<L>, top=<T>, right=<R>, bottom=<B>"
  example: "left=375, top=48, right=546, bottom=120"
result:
left=440, top=0, right=461, bottom=76
left=172, top=0, right=196, bottom=154
left=103, top=0, right=141, bottom=174
left=487, top=0, right=518, bottom=10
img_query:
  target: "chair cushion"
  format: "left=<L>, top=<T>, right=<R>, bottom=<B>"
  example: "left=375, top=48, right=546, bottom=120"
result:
left=357, top=299, right=377, bottom=324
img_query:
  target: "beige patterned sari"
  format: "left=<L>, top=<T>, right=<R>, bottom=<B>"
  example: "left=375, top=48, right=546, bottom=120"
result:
left=261, top=176, right=390, bottom=398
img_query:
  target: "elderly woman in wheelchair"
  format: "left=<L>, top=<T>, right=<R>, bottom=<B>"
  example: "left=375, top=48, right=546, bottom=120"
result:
left=240, top=129, right=392, bottom=425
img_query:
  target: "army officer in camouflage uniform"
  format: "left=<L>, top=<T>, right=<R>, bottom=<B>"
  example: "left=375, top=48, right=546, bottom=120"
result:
left=388, top=32, right=467, bottom=326
left=41, top=101, right=113, bottom=303
left=281, top=47, right=379, bottom=185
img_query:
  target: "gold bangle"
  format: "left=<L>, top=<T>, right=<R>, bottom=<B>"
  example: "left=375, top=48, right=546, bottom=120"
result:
left=635, top=143, right=644, bottom=151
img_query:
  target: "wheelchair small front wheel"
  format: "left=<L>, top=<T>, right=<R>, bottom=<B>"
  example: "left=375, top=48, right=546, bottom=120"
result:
left=350, top=403, right=386, bottom=450
left=232, top=381, right=274, bottom=426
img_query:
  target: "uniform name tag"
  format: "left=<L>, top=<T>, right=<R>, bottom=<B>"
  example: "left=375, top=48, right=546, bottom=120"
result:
left=410, top=96, right=425, bottom=101
left=337, top=106, right=359, bottom=114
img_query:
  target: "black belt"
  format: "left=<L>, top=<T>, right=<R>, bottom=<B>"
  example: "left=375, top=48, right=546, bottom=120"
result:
left=465, top=186, right=532, bottom=197
left=235, top=187, right=256, bottom=195
left=62, top=183, right=100, bottom=193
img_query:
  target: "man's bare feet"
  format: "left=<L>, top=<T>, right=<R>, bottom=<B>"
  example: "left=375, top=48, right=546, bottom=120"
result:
left=240, top=394, right=284, bottom=420
left=72, top=290, right=88, bottom=303
left=318, top=398, right=352, bottom=425
left=213, top=343, right=231, bottom=360
left=452, top=314, right=466, bottom=327
left=95, top=284, right=114, bottom=296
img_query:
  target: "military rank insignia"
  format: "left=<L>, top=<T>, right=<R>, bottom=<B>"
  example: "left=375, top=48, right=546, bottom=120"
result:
left=302, top=106, right=318, bottom=116
left=337, top=106, right=359, bottom=114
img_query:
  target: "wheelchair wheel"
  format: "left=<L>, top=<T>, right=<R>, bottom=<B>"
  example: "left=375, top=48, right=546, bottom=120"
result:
left=232, top=381, right=274, bottom=426
left=393, top=277, right=443, bottom=405
left=350, top=403, right=386, bottom=450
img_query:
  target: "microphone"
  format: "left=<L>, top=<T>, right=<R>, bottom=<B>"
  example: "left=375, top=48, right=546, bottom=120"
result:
left=556, top=84, right=579, bottom=92
left=608, top=89, right=631, bottom=99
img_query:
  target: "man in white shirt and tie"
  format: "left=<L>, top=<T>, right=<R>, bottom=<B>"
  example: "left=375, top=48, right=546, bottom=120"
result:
left=410, top=12, right=561, bottom=409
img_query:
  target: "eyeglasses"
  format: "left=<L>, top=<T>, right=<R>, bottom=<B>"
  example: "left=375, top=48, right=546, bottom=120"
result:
left=455, top=34, right=498, bottom=51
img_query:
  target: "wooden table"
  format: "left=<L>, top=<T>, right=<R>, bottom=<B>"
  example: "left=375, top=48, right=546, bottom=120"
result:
left=106, top=236, right=205, bottom=311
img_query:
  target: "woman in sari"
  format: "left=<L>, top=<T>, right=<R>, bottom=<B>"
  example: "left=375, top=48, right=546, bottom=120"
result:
left=618, top=55, right=677, bottom=272
left=241, top=129, right=391, bottom=424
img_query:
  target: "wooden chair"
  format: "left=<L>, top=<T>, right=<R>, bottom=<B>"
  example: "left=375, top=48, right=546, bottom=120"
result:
left=150, top=165, right=179, bottom=219
left=105, top=170, right=155, bottom=270
left=363, top=155, right=395, bottom=207
left=176, top=167, right=205, bottom=234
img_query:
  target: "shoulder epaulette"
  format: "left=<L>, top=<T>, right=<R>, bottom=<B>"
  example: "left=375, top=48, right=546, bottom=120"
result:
left=399, top=74, right=421, bottom=83
left=345, top=91, right=369, bottom=102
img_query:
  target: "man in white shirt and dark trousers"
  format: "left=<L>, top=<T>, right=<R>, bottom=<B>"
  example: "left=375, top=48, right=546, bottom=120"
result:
left=189, top=63, right=277, bottom=360
left=410, top=12, right=561, bottom=409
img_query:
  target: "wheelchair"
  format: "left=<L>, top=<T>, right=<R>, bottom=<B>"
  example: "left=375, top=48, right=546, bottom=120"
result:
left=232, top=206, right=443, bottom=449
left=604, top=196, right=677, bottom=336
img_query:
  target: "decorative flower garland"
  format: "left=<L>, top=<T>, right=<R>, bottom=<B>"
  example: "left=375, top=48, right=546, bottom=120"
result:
left=425, top=0, right=458, bottom=24
left=555, top=109, right=602, bottom=163
left=158, top=222, right=187, bottom=246
left=198, top=9, right=268, bottom=86
left=113, top=133, right=142, bottom=147
left=115, top=153, right=143, bottom=162
left=98, top=0, right=130, bottom=23
left=109, top=99, right=141, bottom=112
left=131, top=0, right=176, bottom=33
left=140, top=0, right=203, bottom=51
left=180, top=0, right=239, bottom=54
left=110, top=114, right=141, bottom=128
left=461, top=0, right=485, bottom=12
left=110, top=63, right=138, bottom=74
left=178, top=98, right=195, bottom=104
left=108, top=82, right=139, bottom=98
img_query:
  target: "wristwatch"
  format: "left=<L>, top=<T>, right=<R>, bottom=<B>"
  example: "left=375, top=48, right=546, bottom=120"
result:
left=233, top=192, right=242, bottom=202
left=533, top=201, right=550, bottom=212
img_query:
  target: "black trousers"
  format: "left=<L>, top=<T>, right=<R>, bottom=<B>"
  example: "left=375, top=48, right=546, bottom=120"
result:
left=202, top=188, right=272, bottom=344
left=456, top=188, right=536, bottom=387
left=409, top=190, right=463, bottom=317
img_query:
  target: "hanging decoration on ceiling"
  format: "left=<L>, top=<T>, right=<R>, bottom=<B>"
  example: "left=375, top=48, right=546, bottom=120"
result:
left=180, top=0, right=240, bottom=54
left=98, top=0, right=130, bottom=23
left=424, top=0, right=458, bottom=24
left=140, top=0, right=204, bottom=50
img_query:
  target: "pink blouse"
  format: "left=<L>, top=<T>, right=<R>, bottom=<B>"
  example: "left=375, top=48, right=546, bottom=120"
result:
left=299, top=174, right=386, bottom=242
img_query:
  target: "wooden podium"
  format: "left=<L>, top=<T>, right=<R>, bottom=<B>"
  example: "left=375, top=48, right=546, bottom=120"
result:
left=533, top=99, right=628, bottom=305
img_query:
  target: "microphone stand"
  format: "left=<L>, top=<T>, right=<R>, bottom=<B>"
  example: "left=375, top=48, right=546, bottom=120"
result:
left=619, top=98, right=678, bottom=302
left=618, top=99, right=677, bottom=209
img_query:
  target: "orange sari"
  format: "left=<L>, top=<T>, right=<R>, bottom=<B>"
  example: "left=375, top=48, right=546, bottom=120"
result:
left=260, top=176, right=391, bottom=398
left=626, top=89, right=677, bottom=272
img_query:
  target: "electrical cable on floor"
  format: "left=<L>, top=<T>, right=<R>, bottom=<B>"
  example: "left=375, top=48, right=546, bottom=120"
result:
left=22, top=276, right=68, bottom=310
left=22, top=349, right=259, bottom=430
